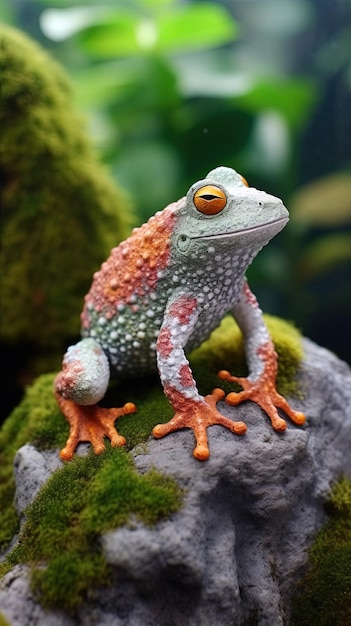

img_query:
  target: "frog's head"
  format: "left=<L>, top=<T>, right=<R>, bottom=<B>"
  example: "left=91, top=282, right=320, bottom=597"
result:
left=175, top=166, right=289, bottom=256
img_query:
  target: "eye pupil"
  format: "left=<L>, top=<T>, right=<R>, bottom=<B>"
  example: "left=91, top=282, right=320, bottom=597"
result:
left=200, top=194, right=219, bottom=201
left=194, top=185, right=227, bottom=215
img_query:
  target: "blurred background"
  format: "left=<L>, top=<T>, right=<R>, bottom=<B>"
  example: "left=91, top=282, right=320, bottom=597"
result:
left=1, top=0, right=350, bottom=418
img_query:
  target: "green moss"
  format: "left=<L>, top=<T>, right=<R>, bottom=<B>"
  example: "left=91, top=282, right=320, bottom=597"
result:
left=1, top=447, right=182, bottom=613
left=0, top=373, right=173, bottom=552
left=0, top=314, right=304, bottom=612
left=0, top=25, right=133, bottom=352
left=291, top=476, right=351, bottom=626
left=190, top=314, right=304, bottom=397
left=0, top=614, right=11, bottom=626
left=0, top=374, right=65, bottom=549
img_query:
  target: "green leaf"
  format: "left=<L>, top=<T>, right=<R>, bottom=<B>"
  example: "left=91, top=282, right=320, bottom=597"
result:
left=291, top=173, right=351, bottom=226
left=76, top=11, right=142, bottom=57
left=156, top=3, right=238, bottom=52
left=36, top=0, right=114, bottom=5
left=235, top=77, right=318, bottom=128
left=113, top=141, right=182, bottom=220
left=73, top=61, right=136, bottom=107
left=0, top=0, right=15, bottom=23
left=297, top=234, right=351, bottom=280
left=139, top=0, right=174, bottom=6
left=73, top=2, right=238, bottom=58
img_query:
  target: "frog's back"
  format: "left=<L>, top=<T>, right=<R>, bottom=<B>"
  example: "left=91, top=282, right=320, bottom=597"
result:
left=80, top=200, right=183, bottom=375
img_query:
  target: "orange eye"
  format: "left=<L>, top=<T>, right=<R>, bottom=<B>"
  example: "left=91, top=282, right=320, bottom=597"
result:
left=240, top=175, right=249, bottom=187
left=193, top=185, right=227, bottom=215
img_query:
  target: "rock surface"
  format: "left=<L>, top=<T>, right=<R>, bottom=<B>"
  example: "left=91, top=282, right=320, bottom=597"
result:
left=1, top=338, right=351, bottom=625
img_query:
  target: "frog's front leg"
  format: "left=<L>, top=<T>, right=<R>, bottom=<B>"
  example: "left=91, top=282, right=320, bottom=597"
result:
left=219, top=282, right=305, bottom=430
left=152, top=294, right=247, bottom=460
left=55, top=338, right=136, bottom=460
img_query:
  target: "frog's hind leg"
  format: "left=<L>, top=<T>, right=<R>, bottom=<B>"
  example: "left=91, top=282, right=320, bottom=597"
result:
left=55, top=338, right=136, bottom=460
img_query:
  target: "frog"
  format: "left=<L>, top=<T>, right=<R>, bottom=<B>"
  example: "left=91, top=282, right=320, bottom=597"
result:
left=55, top=166, right=305, bottom=462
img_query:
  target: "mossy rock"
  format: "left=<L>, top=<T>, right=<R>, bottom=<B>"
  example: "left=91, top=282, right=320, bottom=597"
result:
left=0, top=24, right=133, bottom=352
left=1, top=316, right=350, bottom=620
left=0, top=315, right=308, bottom=613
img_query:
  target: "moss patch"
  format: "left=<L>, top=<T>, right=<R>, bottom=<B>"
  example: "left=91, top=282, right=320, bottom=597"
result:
left=0, top=614, right=11, bottom=626
left=190, top=313, right=304, bottom=398
left=291, top=476, right=351, bottom=626
left=1, top=447, right=182, bottom=613
left=0, top=373, right=173, bottom=551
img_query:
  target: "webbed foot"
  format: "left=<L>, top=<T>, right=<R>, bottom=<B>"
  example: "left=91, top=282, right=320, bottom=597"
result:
left=218, top=347, right=305, bottom=431
left=152, top=388, right=247, bottom=461
left=55, top=391, right=136, bottom=461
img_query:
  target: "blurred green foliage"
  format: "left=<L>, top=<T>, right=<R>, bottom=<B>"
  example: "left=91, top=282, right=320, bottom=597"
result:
left=0, top=23, right=132, bottom=352
left=2, top=0, right=318, bottom=217
left=1, top=0, right=350, bottom=364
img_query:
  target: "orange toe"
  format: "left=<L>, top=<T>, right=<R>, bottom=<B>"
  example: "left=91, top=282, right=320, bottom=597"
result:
left=56, top=394, right=136, bottom=460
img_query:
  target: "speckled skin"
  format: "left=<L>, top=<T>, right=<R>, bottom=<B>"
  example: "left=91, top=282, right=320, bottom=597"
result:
left=55, top=167, right=305, bottom=461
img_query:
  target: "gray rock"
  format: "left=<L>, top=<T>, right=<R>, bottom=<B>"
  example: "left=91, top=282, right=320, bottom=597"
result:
left=1, top=338, right=351, bottom=626
left=13, top=444, right=63, bottom=519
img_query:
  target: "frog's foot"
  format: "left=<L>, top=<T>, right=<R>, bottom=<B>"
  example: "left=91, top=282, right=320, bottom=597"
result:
left=152, top=388, right=247, bottom=461
left=218, top=368, right=305, bottom=432
left=56, top=392, right=136, bottom=461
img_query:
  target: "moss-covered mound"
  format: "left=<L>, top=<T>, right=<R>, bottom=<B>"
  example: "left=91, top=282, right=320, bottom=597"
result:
left=0, top=315, right=305, bottom=612
left=291, top=476, right=351, bottom=626
left=2, top=448, right=182, bottom=614
left=0, top=24, right=132, bottom=351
